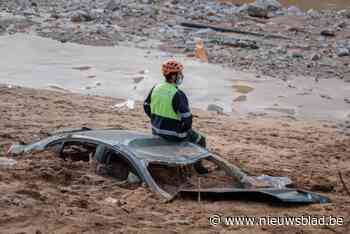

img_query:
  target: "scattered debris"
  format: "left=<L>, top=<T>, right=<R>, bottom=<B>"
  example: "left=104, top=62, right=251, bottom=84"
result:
left=207, top=104, right=224, bottom=114
left=105, top=0, right=120, bottom=12
left=104, top=197, right=118, bottom=205
left=234, top=95, right=247, bottom=102
left=320, top=29, right=336, bottom=37
left=0, top=157, right=17, bottom=169
left=211, top=37, right=259, bottom=49
left=320, top=94, right=332, bottom=100
left=72, top=66, right=92, bottom=71
left=132, top=76, right=145, bottom=84
left=180, top=22, right=289, bottom=40
left=1, top=0, right=349, bottom=81
left=70, top=10, right=94, bottom=23
left=255, top=175, right=292, bottom=189
left=113, top=99, right=135, bottom=110
left=247, top=4, right=268, bottom=18
left=336, top=47, right=350, bottom=57
left=311, top=53, right=321, bottom=61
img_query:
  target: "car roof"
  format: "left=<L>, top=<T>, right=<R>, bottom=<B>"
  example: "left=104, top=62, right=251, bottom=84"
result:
left=70, top=130, right=210, bottom=165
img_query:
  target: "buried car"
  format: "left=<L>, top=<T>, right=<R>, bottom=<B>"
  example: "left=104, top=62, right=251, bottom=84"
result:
left=7, top=128, right=330, bottom=204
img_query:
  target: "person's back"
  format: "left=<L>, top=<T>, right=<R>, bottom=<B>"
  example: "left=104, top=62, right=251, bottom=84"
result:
left=144, top=59, right=208, bottom=174
left=147, top=81, right=191, bottom=141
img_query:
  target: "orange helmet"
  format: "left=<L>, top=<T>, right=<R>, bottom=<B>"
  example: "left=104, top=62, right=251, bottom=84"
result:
left=162, top=59, right=183, bottom=76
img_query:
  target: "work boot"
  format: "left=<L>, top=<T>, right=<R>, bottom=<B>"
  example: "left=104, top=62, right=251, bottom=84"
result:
left=194, top=161, right=209, bottom=175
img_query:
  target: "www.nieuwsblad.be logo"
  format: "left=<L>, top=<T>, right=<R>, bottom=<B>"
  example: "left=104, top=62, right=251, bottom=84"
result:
left=209, top=215, right=345, bottom=226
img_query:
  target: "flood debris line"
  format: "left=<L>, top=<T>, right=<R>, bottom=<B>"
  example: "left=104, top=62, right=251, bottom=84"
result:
left=1, top=0, right=350, bottom=79
left=180, top=22, right=290, bottom=40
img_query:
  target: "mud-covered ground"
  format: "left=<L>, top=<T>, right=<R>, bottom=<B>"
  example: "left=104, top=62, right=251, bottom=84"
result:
left=0, top=85, right=349, bottom=233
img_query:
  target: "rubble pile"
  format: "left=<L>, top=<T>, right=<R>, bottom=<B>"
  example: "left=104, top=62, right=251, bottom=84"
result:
left=0, top=0, right=349, bottom=79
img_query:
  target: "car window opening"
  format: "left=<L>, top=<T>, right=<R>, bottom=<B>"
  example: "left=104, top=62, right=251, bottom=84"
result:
left=96, top=149, right=140, bottom=183
left=60, top=141, right=97, bottom=162
left=148, top=159, right=241, bottom=195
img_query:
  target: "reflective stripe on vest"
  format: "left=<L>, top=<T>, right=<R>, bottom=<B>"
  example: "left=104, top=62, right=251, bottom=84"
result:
left=152, top=126, right=188, bottom=138
left=150, top=82, right=180, bottom=120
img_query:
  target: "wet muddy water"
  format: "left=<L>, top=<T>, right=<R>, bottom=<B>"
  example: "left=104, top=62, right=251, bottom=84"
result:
left=1, top=34, right=349, bottom=121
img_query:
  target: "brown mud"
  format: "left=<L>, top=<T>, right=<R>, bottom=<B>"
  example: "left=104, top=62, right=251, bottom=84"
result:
left=0, top=85, right=349, bottom=233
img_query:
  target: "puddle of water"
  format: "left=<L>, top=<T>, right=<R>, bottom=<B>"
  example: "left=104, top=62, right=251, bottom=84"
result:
left=220, top=0, right=350, bottom=10
left=232, top=84, right=254, bottom=94
left=0, top=34, right=238, bottom=112
left=233, top=76, right=350, bottom=120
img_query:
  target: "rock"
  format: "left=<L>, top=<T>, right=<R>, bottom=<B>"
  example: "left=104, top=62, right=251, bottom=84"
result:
left=15, top=0, right=32, bottom=10
left=207, top=104, right=224, bottom=114
left=307, top=9, right=320, bottom=18
left=247, top=4, right=268, bottom=18
left=311, top=53, right=321, bottom=61
left=220, top=37, right=259, bottom=49
left=335, top=21, right=347, bottom=29
left=290, top=50, right=303, bottom=59
left=22, top=8, right=37, bottom=16
left=336, top=47, right=349, bottom=57
left=127, top=172, right=140, bottom=183
left=70, top=10, right=94, bottom=23
left=275, top=46, right=287, bottom=54
left=345, top=98, right=350, bottom=104
left=235, top=4, right=249, bottom=13
left=320, top=94, right=332, bottom=100
left=255, top=0, right=282, bottom=11
left=105, top=0, right=120, bottom=12
left=337, top=9, right=350, bottom=18
left=239, top=0, right=282, bottom=18
left=287, top=6, right=304, bottom=16
left=320, top=29, right=335, bottom=37
left=104, top=197, right=118, bottom=204
left=141, top=0, right=154, bottom=3
left=234, top=95, right=247, bottom=102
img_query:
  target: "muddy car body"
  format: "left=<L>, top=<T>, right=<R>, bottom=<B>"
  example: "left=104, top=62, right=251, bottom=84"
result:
left=8, top=128, right=330, bottom=204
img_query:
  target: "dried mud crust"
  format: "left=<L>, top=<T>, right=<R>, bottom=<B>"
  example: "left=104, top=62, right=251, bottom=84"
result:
left=0, top=86, right=350, bottom=233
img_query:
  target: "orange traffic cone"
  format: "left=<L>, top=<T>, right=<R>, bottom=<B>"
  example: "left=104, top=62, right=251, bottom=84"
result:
left=195, top=39, right=208, bottom=62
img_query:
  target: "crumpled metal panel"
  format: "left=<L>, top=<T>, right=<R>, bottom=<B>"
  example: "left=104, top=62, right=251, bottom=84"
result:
left=179, top=188, right=330, bottom=204
left=7, top=128, right=331, bottom=204
left=73, top=130, right=149, bottom=146
left=127, top=138, right=209, bottom=165
left=10, top=129, right=210, bottom=165
left=74, top=130, right=210, bottom=165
